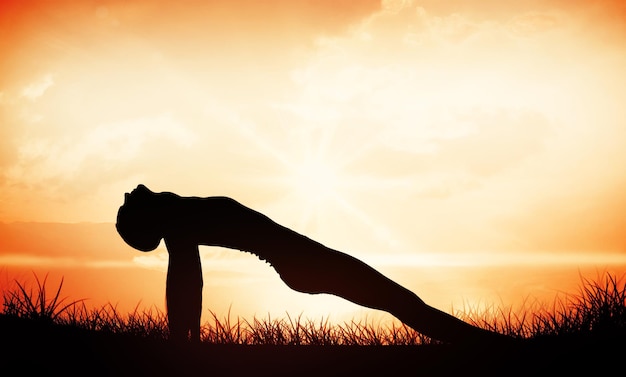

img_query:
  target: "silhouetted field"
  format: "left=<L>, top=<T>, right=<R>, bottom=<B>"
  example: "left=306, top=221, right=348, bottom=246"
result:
left=2, top=272, right=625, bottom=376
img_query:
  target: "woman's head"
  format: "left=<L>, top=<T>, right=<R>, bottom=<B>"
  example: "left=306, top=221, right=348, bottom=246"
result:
left=116, top=184, right=164, bottom=251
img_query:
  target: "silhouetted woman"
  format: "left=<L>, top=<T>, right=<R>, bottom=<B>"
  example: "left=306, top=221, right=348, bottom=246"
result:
left=116, top=184, right=508, bottom=344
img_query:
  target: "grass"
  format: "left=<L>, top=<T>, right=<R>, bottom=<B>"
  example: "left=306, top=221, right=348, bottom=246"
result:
left=455, top=271, right=626, bottom=341
left=1, top=273, right=84, bottom=323
left=2, top=271, right=625, bottom=345
left=2, top=271, right=625, bottom=376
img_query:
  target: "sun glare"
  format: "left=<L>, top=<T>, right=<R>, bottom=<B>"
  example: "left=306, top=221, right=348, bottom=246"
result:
left=288, top=156, right=341, bottom=205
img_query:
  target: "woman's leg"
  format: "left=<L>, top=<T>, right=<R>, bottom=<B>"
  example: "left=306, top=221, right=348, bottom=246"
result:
left=270, top=243, right=507, bottom=344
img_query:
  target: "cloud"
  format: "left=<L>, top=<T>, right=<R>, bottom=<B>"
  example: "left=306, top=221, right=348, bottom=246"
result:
left=279, top=4, right=555, bottom=182
left=423, top=109, right=551, bottom=176
left=497, top=179, right=626, bottom=252
left=507, top=12, right=560, bottom=37
left=4, top=113, right=194, bottom=194
left=261, top=1, right=626, bottom=256
left=20, top=74, right=54, bottom=100
left=0, top=222, right=135, bottom=267
left=132, top=249, right=168, bottom=272
left=0, top=254, right=135, bottom=269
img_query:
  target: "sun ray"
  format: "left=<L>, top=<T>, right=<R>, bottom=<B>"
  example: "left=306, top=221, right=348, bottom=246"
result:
left=231, top=114, right=405, bottom=249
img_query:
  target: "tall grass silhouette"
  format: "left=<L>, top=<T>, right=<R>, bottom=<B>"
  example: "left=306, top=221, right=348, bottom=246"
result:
left=455, top=272, right=626, bottom=340
left=2, top=273, right=84, bottom=323
left=2, top=271, right=625, bottom=345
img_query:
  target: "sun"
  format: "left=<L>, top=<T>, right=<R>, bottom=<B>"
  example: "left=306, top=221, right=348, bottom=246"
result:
left=288, top=155, right=341, bottom=206
left=233, top=120, right=392, bottom=239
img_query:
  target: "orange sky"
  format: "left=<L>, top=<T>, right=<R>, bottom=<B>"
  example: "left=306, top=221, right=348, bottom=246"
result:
left=1, top=0, right=626, bottom=324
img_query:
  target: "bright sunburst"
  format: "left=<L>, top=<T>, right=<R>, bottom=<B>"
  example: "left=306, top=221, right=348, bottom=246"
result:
left=287, top=154, right=341, bottom=206
left=233, top=119, right=403, bottom=252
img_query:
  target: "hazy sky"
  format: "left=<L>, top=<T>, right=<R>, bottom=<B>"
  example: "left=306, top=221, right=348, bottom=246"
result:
left=1, top=0, right=625, bottom=321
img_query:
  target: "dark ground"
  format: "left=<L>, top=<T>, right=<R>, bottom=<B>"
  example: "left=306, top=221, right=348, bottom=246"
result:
left=1, top=315, right=622, bottom=376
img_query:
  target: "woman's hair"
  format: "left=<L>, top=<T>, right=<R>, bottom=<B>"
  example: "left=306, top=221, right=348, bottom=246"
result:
left=116, top=185, right=164, bottom=252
